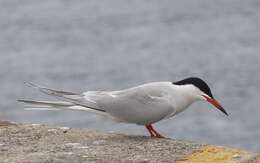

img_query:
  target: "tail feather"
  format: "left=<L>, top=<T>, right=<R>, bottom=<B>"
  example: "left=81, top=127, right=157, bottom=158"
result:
left=18, top=99, right=103, bottom=112
left=22, top=82, right=105, bottom=112
left=18, top=99, right=117, bottom=121
left=24, top=82, right=80, bottom=97
left=18, top=99, right=74, bottom=107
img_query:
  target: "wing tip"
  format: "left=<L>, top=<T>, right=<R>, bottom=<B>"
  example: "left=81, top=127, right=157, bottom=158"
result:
left=17, top=99, right=26, bottom=103
left=24, top=82, right=38, bottom=88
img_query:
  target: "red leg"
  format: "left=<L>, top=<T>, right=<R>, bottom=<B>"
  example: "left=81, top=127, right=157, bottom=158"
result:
left=145, top=124, right=164, bottom=138
left=145, top=125, right=156, bottom=137
left=149, top=125, right=165, bottom=138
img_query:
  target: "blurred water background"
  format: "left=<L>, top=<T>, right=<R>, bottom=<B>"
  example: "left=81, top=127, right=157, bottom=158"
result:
left=1, top=0, right=260, bottom=152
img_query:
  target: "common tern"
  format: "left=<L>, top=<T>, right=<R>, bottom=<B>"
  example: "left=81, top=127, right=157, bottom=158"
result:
left=19, top=77, right=228, bottom=138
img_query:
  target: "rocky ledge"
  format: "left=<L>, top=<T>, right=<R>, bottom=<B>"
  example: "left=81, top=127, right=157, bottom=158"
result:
left=0, top=122, right=259, bottom=163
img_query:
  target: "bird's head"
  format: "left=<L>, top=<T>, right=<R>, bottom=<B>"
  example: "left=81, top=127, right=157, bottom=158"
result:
left=173, top=77, right=228, bottom=116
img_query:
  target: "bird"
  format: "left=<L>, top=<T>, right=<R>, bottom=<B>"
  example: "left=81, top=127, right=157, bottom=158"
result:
left=18, top=77, right=228, bottom=138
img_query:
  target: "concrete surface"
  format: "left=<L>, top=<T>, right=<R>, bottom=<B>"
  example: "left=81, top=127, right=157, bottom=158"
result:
left=0, top=122, right=259, bottom=163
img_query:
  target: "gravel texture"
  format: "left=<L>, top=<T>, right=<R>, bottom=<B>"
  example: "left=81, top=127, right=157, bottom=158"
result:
left=0, top=123, right=202, bottom=163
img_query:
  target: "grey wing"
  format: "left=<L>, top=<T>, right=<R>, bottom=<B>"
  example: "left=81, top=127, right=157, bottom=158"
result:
left=25, top=82, right=105, bottom=112
left=100, top=88, right=176, bottom=124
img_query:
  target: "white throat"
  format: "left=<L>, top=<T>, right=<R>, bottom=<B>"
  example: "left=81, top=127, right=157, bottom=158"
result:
left=170, top=84, right=202, bottom=114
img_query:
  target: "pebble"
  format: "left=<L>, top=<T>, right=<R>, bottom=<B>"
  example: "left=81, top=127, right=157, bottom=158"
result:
left=92, top=140, right=106, bottom=145
left=232, top=154, right=241, bottom=159
left=65, top=143, right=81, bottom=147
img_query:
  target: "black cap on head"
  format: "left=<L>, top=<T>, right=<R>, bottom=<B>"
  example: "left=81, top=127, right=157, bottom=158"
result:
left=173, top=77, right=214, bottom=98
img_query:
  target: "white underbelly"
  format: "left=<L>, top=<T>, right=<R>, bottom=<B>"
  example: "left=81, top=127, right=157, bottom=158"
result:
left=107, top=104, right=175, bottom=125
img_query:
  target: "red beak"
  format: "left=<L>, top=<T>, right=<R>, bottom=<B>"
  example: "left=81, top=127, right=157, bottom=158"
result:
left=202, top=95, right=228, bottom=116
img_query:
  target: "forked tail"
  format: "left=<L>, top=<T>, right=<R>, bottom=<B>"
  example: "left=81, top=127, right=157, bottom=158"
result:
left=18, top=82, right=106, bottom=113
